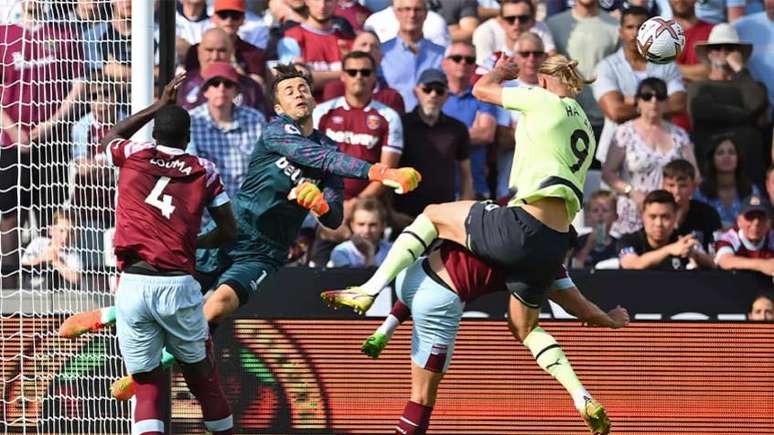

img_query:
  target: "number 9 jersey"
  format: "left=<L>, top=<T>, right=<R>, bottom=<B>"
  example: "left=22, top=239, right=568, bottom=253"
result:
left=501, top=86, right=596, bottom=220
left=105, top=138, right=229, bottom=274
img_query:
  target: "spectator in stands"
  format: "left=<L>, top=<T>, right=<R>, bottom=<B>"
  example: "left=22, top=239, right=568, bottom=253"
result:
left=734, top=0, right=774, bottom=120
left=766, top=164, right=774, bottom=205
left=312, top=50, right=403, bottom=261
left=442, top=41, right=497, bottom=199
left=688, top=24, right=769, bottom=183
left=394, top=69, right=474, bottom=217
left=619, top=190, right=714, bottom=270
left=594, top=7, right=688, bottom=162
left=748, top=293, right=774, bottom=321
left=671, top=0, right=713, bottom=83
left=21, top=211, right=82, bottom=290
left=336, top=0, right=373, bottom=31
left=0, top=0, right=83, bottom=288
left=546, top=0, right=619, bottom=144
left=178, top=27, right=266, bottom=112
left=364, top=0, right=450, bottom=47
left=278, top=0, right=356, bottom=96
left=602, top=78, right=698, bottom=236
left=571, top=190, right=619, bottom=268
left=694, top=134, right=762, bottom=229
left=491, top=32, right=545, bottom=199
left=715, top=195, right=774, bottom=274
left=321, top=30, right=405, bottom=114
left=177, top=0, right=269, bottom=50
left=329, top=198, right=392, bottom=267
left=695, top=0, right=750, bottom=23
left=188, top=62, right=266, bottom=198
left=183, top=0, right=266, bottom=84
left=472, top=0, right=555, bottom=67
left=379, top=0, right=445, bottom=111
left=661, top=159, right=722, bottom=251
left=429, top=0, right=480, bottom=42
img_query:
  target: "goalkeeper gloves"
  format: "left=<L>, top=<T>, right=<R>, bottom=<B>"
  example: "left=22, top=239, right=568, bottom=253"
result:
left=368, top=163, right=422, bottom=194
left=288, top=182, right=330, bottom=216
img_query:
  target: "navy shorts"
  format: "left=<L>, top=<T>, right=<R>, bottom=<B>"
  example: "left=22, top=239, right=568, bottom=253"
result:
left=465, top=202, right=570, bottom=308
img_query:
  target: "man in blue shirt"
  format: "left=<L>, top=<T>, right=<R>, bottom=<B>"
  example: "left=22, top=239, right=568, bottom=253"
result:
left=380, top=0, right=445, bottom=111
left=734, top=1, right=774, bottom=118
left=441, top=41, right=497, bottom=198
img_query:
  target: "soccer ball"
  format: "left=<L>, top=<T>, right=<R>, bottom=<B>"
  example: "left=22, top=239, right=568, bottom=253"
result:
left=636, top=17, right=686, bottom=64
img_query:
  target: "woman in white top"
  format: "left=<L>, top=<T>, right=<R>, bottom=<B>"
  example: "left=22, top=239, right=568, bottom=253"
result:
left=602, top=77, right=699, bottom=236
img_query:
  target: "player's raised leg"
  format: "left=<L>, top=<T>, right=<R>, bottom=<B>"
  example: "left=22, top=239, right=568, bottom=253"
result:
left=508, top=294, right=610, bottom=435
left=322, top=201, right=475, bottom=313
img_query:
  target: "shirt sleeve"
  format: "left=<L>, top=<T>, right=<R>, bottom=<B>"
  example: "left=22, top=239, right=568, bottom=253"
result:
left=663, top=63, right=686, bottom=94
left=104, top=138, right=154, bottom=167
left=277, top=36, right=302, bottom=65
left=380, top=106, right=404, bottom=155
left=318, top=174, right=344, bottom=229
left=329, top=244, right=352, bottom=267
left=617, top=233, right=639, bottom=258
left=592, top=58, right=619, bottom=100
left=262, top=121, right=372, bottom=179
left=197, top=157, right=230, bottom=208
left=21, top=238, right=46, bottom=264
left=500, top=86, right=551, bottom=114
left=549, top=264, right=576, bottom=291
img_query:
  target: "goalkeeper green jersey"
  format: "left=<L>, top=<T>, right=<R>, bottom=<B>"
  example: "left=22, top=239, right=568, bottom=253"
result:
left=502, top=86, right=596, bottom=220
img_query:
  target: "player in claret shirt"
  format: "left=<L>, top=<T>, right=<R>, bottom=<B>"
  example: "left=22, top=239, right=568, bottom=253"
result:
left=60, top=64, right=422, bottom=400
left=100, top=75, right=238, bottom=435
left=352, top=238, right=628, bottom=435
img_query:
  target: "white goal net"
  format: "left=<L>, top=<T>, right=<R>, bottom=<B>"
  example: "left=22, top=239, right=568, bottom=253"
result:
left=1, top=1, right=132, bottom=433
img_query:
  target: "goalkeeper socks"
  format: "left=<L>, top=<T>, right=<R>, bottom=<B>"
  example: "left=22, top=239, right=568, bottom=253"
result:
left=524, top=326, right=589, bottom=410
left=376, top=300, right=411, bottom=337
left=132, top=368, right=170, bottom=435
left=395, top=400, right=433, bottom=435
left=362, top=214, right=438, bottom=296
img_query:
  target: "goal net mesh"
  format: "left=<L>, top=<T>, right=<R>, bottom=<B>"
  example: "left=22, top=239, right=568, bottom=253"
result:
left=1, top=1, right=131, bottom=433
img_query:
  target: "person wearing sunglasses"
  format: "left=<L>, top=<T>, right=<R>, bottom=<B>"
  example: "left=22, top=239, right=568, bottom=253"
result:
left=188, top=62, right=267, bottom=200
left=441, top=41, right=497, bottom=199
left=594, top=7, right=688, bottom=164
left=182, top=0, right=267, bottom=86
left=311, top=50, right=405, bottom=264
left=323, top=53, right=612, bottom=433
left=472, top=0, right=556, bottom=66
left=602, top=77, right=699, bottom=236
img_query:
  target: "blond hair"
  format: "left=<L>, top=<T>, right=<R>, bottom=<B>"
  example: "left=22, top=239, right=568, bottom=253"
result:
left=538, top=54, right=594, bottom=98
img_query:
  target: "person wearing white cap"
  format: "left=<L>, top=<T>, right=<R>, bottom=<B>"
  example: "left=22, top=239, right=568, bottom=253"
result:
left=687, top=23, right=769, bottom=181
left=733, top=0, right=774, bottom=119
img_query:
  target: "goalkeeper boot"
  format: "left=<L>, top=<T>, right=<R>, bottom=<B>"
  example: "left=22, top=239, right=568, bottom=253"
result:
left=320, top=287, right=375, bottom=315
left=59, top=306, right=117, bottom=338
left=361, top=332, right=390, bottom=358
left=579, top=396, right=611, bottom=435
left=111, top=375, right=136, bottom=401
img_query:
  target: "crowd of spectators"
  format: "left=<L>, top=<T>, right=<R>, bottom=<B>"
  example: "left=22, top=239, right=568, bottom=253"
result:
left=1, top=0, right=773, bottom=308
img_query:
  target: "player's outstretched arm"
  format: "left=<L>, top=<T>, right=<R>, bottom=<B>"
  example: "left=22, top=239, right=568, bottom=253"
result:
left=472, top=54, right=519, bottom=107
left=197, top=202, right=237, bottom=249
left=317, top=175, right=344, bottom=229
left=547, top=287, right=630, bottom=329
left=99, top=73, right=186, bottom=151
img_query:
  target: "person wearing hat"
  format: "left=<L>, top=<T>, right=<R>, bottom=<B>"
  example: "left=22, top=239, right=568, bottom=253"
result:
left=393, top=68, right=474, bottom=218
left=189, top=61, right=267, bottom=198
left=183, top=0, right=266, bottom=85
left=687, top=24, right=769, bottom=181
left=715, top=194, right=774, bottom=275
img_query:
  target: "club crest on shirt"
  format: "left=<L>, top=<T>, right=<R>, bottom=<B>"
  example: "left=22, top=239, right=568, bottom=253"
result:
left=366, top=115, right=381, bottom=130
left=284, top=124, right=301, bottom=135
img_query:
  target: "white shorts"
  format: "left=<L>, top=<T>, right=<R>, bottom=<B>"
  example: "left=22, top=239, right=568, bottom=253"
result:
left=395, top=259, right=464, bottom=373
left=115, top=273, right=207, bottom=375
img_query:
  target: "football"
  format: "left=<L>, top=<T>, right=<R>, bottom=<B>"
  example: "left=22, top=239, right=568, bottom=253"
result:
left=636, top=16, right=686, bottom=64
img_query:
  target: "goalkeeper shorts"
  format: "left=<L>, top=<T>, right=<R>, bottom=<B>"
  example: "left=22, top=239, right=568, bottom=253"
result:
left=115, top=273, right=207, bottom=374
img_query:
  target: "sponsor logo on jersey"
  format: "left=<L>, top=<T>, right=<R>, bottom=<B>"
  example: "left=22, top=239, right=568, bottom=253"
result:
left=366, top=115, right=381, bottom=130
left=324, top=129, right=380, bottom=149
left=331, top=116, right=344, bottom=124
left=274, top=157, right=320, bottom=186
left=150, top=158, right=193, bottom=175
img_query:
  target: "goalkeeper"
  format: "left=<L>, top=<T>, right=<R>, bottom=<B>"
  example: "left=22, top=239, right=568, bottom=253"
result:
left=60, top=64, right=421, bottom=397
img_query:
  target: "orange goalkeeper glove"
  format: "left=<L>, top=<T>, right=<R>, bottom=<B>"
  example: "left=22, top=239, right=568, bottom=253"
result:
left=288, top=182, right=330, bottom=216
left=368, top=163, right=422, bottom=194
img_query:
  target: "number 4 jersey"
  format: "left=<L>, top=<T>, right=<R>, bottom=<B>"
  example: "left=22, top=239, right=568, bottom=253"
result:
left=501, top=86, right=596, bottom=220
left=106, top=138, right=229, bottom=274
